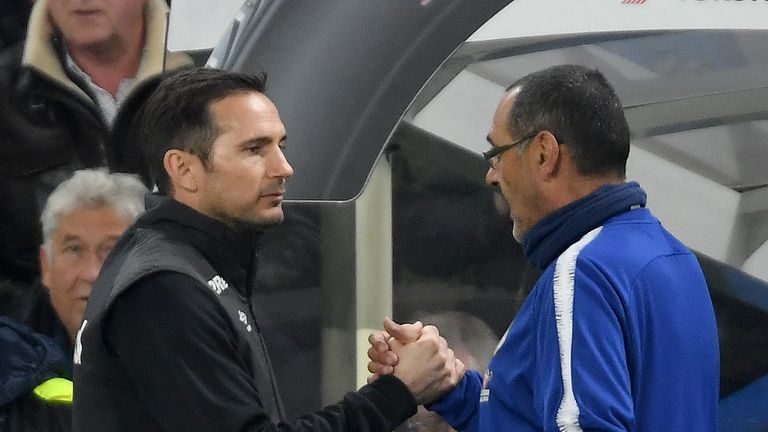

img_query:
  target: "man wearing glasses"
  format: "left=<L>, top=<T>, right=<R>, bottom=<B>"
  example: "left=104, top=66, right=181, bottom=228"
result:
left=369, top=64, right=719, bottom=431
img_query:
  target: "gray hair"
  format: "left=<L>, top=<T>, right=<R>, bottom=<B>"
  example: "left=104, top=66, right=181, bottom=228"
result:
left=41, top=169, right=147, bottom=253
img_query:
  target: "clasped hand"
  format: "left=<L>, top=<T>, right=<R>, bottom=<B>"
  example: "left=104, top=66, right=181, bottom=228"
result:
left=366, top=318, right=466, bottom=405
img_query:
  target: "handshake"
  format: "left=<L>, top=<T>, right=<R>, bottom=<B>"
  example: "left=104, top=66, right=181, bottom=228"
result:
left=366, top=318, right=466, bottom=405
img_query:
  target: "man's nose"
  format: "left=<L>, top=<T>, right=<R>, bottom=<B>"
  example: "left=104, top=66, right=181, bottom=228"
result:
left=485, top=166, right=499, bottom=187
left=80, top=252, right=103, bottom=283
left=268, top=147, right=293, bottom=178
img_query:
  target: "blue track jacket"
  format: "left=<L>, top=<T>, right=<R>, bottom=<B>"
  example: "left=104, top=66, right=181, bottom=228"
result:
left=430, top=182, right=719, bottom=431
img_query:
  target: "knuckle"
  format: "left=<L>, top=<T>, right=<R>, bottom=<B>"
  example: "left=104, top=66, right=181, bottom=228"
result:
left=439, top=337, right=448, bottom=350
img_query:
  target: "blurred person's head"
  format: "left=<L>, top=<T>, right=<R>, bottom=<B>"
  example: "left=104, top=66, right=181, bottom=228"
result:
left=417, top=311, right=498, bottom=372
left=396, top=311, right=499, bottom=432
left=40, top=169, right=146, bottom=341
left=484, top=64, right=630, bottom=242
left=140, top=67, right=293, bottom=229
left=46, top=0, right=148, bottom=55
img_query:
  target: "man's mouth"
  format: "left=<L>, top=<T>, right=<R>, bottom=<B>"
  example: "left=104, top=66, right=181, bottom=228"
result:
left=73, top=9, right=101, bottom=17
left=261, top=189, right=285, bottom=198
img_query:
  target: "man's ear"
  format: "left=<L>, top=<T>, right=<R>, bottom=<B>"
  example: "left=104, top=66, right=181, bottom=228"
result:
left=532, top=130, right=561, bottom=180
left=40, top=246, right=52, bottom=290
left=163, top=149, right=201, bottom=193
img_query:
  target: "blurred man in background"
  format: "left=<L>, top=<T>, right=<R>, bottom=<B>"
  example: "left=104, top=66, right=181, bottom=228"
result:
left=0, top=0, right=191, bottom=314
left=0, top=169, right=146, bottom=432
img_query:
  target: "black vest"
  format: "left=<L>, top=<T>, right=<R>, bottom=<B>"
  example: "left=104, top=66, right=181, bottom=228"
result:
left=72, top=208, right=284, bottom=431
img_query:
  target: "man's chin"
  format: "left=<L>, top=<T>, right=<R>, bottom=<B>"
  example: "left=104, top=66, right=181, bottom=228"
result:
left=66, top=31, right=115, bottom=52
left=232, top=210, right=285, bottom=230
left=257, top=214, right=285, bottom=228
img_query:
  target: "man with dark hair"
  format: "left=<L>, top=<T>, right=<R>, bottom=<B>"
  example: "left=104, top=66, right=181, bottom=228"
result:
left=369, top=64, right=719, bottom=431
left=72, top=67, right=464, bottom=432
left=138, top=67, right=269, bottom=196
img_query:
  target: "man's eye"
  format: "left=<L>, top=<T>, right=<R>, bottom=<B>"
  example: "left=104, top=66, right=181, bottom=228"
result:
left=63, top=244, right=82, bottom=254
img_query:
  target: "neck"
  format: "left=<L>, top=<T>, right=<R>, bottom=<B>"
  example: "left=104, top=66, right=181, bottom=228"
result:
left=522, top=181, right=646, bottom=268
left=66, top=30, right=144, bottom=97
left=545, top=174, right=625, bottom=217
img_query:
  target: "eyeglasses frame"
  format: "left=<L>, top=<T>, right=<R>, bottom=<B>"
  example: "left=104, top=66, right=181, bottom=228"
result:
left=482, top=131, right=540, bottom=167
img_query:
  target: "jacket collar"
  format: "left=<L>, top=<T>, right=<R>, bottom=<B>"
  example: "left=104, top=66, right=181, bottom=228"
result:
left=140, top=196, right=263, bottom=297
left=21, top=0, right=191, bottom=102
left=523, top=181, right=647, bottom=269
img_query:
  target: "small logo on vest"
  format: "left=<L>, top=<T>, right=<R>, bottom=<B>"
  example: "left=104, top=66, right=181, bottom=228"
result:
left=238, top=310, right=253, bottom=333
left=207, top=275, right=229, bottom=295
left=480, top=369, right=492, bottom=402
left=74, top=320, right=88, bottom=365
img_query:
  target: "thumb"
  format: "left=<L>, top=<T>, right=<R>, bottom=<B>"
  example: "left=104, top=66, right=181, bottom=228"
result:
left=383, top=317, right=422, bottom=344
left=456, top=358, right=467, bottom=378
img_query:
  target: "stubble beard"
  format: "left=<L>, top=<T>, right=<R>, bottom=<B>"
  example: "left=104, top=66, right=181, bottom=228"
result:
left=218, top=205, right=285, bottom=231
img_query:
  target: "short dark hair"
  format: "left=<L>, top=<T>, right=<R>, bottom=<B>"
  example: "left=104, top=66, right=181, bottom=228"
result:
left=505, top=65, right=630, bottom=178
left=139, top=67, right=267, bottom=195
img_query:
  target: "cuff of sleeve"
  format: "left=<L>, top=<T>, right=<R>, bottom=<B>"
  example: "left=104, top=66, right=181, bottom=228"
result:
left=426, top=370, right=481, bottom=429
left=360, top=374, right=418, bottom=424
left=425, top=373, right=467, bottom=413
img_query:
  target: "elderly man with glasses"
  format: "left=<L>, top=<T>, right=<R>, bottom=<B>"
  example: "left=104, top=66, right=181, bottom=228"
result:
left=369, top=64, right=719, bottom=432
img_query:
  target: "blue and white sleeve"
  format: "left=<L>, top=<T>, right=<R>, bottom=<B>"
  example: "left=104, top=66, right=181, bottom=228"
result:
left=427, top=369, right=483, bottom=432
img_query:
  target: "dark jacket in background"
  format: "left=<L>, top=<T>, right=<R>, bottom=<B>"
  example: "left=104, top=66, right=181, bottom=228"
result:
left=0, top=0, right=30, bottom=52
left=0, top=292, right=72, bottom=432
left=0, top=0, right=191, bottom=309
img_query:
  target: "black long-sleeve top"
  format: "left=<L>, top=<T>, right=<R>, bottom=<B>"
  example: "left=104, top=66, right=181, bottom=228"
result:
left=101, top=272, right=416, bottom=431
left=73, top=198, right=416, bottom=431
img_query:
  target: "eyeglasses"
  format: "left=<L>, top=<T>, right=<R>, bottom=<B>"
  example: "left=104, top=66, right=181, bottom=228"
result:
left=483, top=131, right=539, bottom=168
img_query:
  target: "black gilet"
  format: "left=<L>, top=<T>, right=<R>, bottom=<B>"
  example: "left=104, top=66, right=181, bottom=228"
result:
left=72, top=198, right=284, bottom=430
